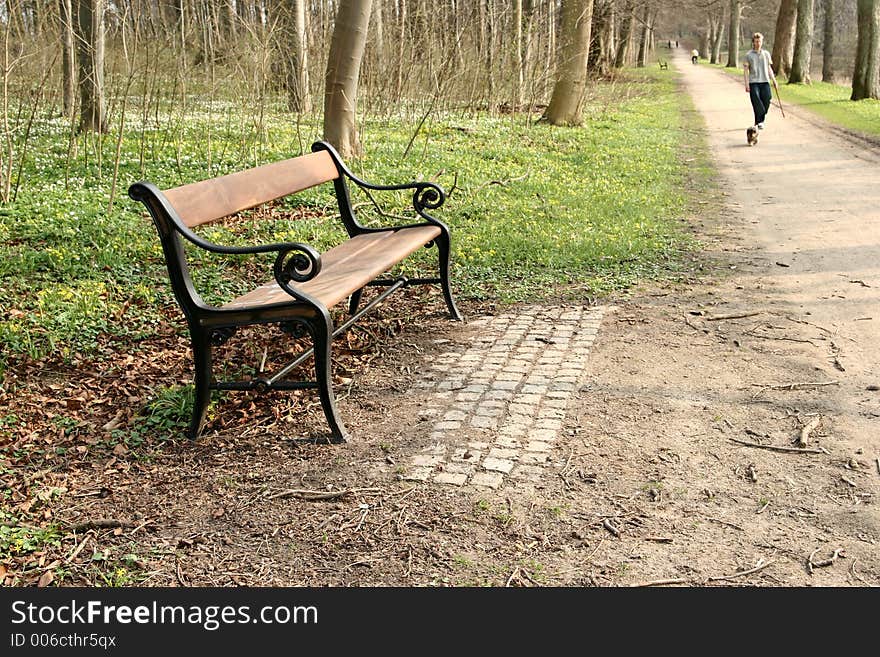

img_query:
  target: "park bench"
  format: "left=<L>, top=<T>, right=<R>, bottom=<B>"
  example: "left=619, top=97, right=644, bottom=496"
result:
left=128, top=140, right=461, bottom=443
left=658, top=60, right=668, bottom=70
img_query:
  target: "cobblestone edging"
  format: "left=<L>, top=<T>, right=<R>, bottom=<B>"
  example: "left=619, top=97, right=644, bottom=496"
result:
left=403, top=305, right=606, bottom=490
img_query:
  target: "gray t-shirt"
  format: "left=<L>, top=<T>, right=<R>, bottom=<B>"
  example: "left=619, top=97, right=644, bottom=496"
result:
left=744, top=49, right=773, bottom=83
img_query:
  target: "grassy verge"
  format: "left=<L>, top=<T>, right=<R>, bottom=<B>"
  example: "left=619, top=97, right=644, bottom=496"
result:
left=714, top=63, right=880, bottom=138
left=0, top=67, right=700, bottom=371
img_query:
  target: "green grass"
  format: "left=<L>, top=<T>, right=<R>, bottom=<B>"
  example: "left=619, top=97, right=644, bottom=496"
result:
left=714, top=63, right=880, bottom=138
left=0, top=68, right=697, bottom=372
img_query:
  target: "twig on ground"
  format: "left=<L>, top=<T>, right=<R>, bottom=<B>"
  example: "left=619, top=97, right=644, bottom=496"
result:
left=767, top=380, right=839, bottom=391
left=808, top=547, right=845, bottom=574
left=757, top=501, right=770, bottom=514
left=266, top=487, right=381, bottom=501
left=729, top=437, right=829, bottom=454
left=505, top=567, right=520, bottom=587
left=644, top=536, right=674, bottom=543
left=69, top=519, right=133, bottom=533
left=705, top=517, right=745, bottom=531
left=64, top=534, right=92, bottom=564
left=629, top=578, right=689, bottom=587
left=602, top=519, right=621, bottom=537
left=705, top=311, right=763, bottom=321
left=707, top=558, right=773, bottom=582
left=798, top=416, right=821, bottom=448
left=840, top=475, right=858, bottom=488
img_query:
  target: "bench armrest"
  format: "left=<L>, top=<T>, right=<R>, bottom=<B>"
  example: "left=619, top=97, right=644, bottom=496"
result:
left=181, top=228, right=323, bottom=294
left=311, top=141, right=448, bottom=231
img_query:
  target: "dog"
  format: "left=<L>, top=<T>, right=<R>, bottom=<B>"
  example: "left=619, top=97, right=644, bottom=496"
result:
left=746, top=125, right=759, bottom=146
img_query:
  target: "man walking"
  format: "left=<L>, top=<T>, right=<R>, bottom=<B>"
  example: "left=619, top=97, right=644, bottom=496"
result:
left=743, top=32, right=777, bottom=131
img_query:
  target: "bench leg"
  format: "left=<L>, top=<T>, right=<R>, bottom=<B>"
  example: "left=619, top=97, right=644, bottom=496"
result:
left=310, top=316, right=350, bottom=443
left=348, top=289, right=363, bottom=316
left=189, top=328, right=213, bottom=439
left=435, top=231, right=463, bottom=321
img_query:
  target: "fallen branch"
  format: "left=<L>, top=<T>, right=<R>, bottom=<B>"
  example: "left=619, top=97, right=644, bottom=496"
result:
left=629, top=578, right=689, bottom=587
left=602, top=519, right=621, bottom=537
left=69, top=519, right=133, bottom=533
left=705, top=311, right=763, bottom=321
left=808, top=548, right=845, bottom=574
left=266, top=487, right=381, bottom=501
left=729, top=437, right=829, bottom=454
left=766, top=380, right=839, bottom=391
left=798, top=416, right=822, bottom=448
left=705, top=517, right=745, bottom=531
left=707, top=558, right=773, bottom=582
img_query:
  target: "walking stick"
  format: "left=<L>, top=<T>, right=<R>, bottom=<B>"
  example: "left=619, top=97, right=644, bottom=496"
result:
left=772, top=79, right=785, bottom=118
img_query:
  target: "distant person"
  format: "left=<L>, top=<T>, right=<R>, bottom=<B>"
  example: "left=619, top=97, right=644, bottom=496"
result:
left=676, top=40, right=679, bottom=48
left=742, top=32, right=777, bottom=131
left=691, top=49, right=699, bottom=65
left=668, top=40, right=672, bottom=48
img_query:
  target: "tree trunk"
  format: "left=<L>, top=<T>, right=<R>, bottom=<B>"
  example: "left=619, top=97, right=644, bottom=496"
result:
left=541, top=0, right=594, bottom=126
left=790, top=0, right=815, bottom=83
left=822, top=0, right=834, bottom=81
left=287, top=0, right=310, bottom=113
left=637, top=5, right=649, bottom=67
left=59, top=0, right=77, bottom=118
left=75, top=0, right=107, bottom=133
left=323, top=0, right=373, bottom=158
left=726, top=0, right=741, bottom=68
left=772, top=0, right=798, bottom=78
left=615, top=4, right=634, bottom=68
left=852, top=0, right=880, bottom=100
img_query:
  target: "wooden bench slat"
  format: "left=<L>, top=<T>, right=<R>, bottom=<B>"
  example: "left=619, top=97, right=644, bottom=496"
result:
left=164, top=150, right=339, bottom=228
left=222, top=225, right=442, bottom=311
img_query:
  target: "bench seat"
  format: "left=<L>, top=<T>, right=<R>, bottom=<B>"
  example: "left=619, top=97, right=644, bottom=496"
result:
left=223, top=225, right=441, bottom=311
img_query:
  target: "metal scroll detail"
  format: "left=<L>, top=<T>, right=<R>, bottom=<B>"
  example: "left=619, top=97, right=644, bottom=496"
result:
left=412, top=183, right=445, bottom=214
left=272, top=245, right=322, bottom=299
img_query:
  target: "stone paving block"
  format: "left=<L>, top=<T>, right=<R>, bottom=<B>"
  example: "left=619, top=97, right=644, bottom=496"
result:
left=483, top=457, right=515, bottom=473
left=525, top=441, right=551, bottom=453
left=468, top=441, right=490, bottom=450
left=487, top=447, right=518, bottom=460
left=403, top=467, right=433, bottom=481
left=470, top=415, right=498, bottom=429
left=494, top=436, right=521, bottom=449
left=444, top=462, right=477, bottom=475
left=471, top=472, right=504, bottom=489
left=434, top=472, right=468, bottom=486
left=412, top=454, right=444, bottom=467
left=434, top=421, right=462, bottom=431
left=519, top=452, right=549, bottom=465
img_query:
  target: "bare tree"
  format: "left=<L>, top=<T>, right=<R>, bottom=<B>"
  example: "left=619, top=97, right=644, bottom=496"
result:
left=542, top=0, right=595, bottom=126
left=851, top=0, right=880, bottom=99
left=59, top=0, right=76, bottom=118
left=772, top=0, right=798, bottom=78
left=286, top=0, right=311, bottom=113
left=323, top=0, right=373, bottom=157
left=75, top=0, right=108, bottom=133
left=789, top=0, right=815, bottom=83
left=822, top=0, right=835, bottom=81
left=726, top=0, right=742, bottom=68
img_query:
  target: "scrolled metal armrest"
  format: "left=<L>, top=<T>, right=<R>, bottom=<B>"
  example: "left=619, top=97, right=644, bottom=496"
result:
left=272, top=243, right=322, bottom=297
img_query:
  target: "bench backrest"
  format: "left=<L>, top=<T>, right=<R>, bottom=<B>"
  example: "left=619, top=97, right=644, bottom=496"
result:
left=129, top=143, right=350, bottom=319
left=164, top=150, right=340, bottom=228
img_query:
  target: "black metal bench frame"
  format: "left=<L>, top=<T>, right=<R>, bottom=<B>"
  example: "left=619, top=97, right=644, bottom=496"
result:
left=128, top=140, right=461, bottom=443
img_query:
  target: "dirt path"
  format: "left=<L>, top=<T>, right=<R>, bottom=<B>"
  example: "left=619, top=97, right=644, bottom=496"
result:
left=555, top=49, right=880, bottom=585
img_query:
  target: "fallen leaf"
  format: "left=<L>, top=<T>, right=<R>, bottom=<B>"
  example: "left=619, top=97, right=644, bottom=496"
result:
left=112, top=444, right=128, bottom=457
left=38, top=570, right=54, bottom=587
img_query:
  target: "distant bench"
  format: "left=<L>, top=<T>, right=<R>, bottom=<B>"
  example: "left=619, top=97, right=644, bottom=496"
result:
left=658, top=60, right=668, bottom=70
left=129, top=141, right=461, bottom=443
